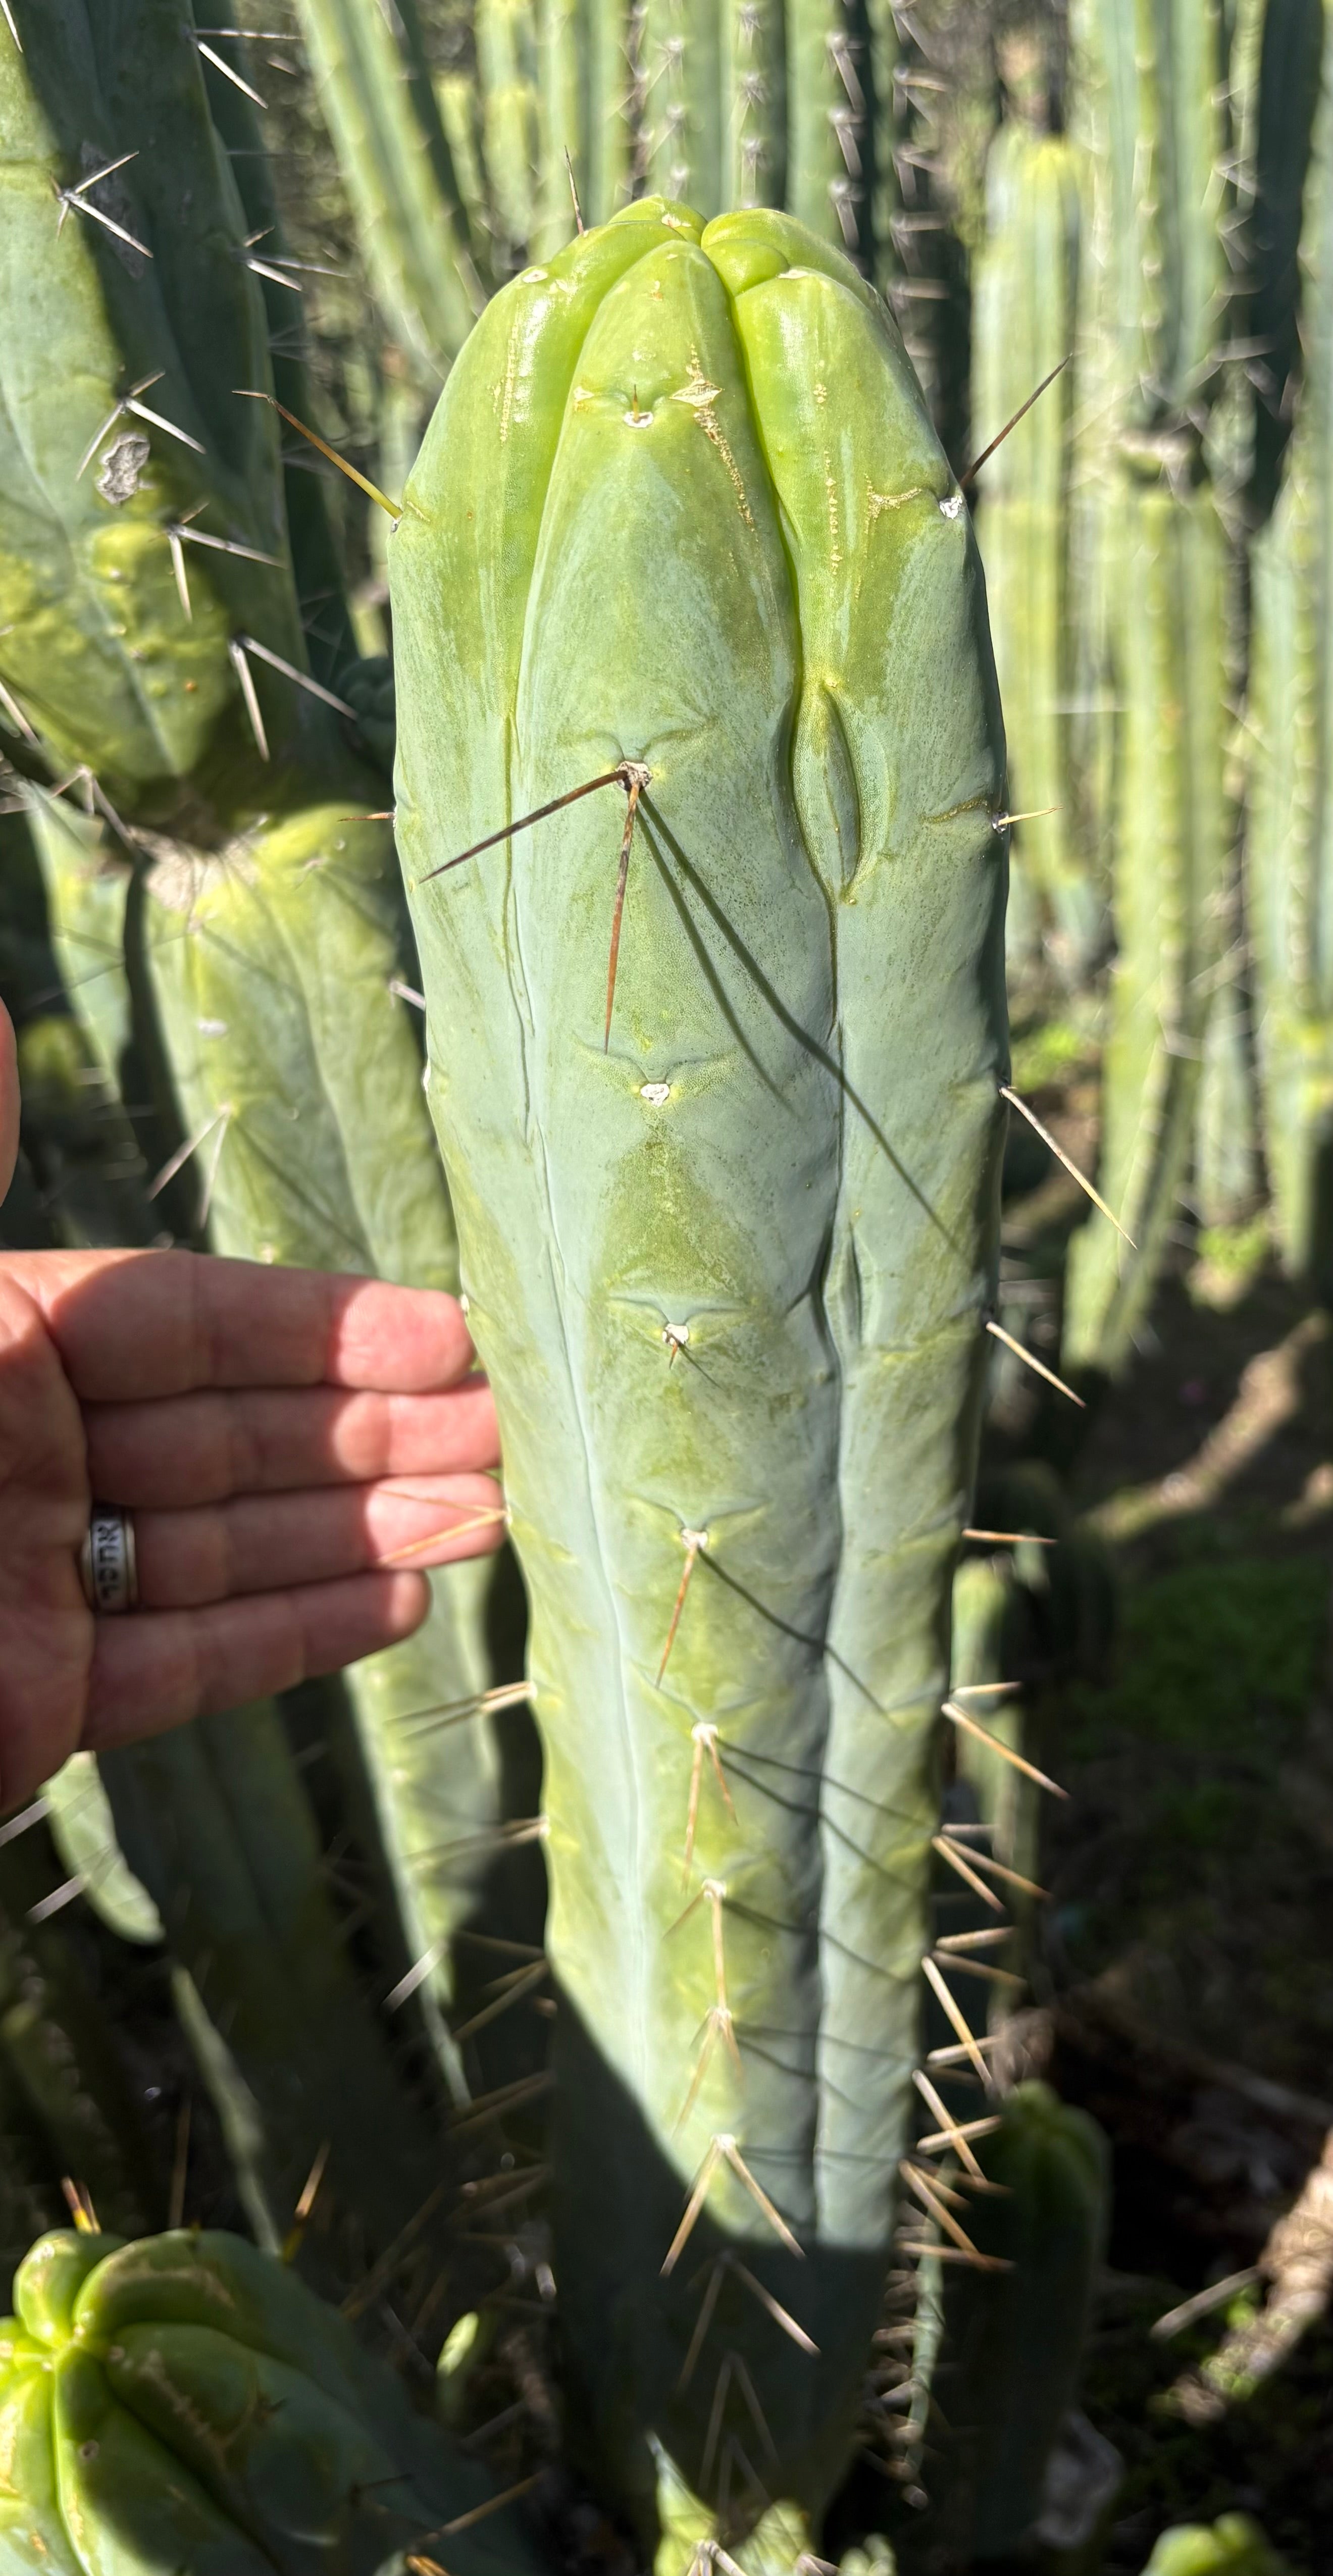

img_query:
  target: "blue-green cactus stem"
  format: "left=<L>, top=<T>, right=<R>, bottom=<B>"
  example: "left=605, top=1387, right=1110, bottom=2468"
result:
left=971, top=124, right=1102, bottom=983
left=392, top=197, right=1005, bottom=2550
left=534, top=0, right=637, bottom=251
left=1247, top=0, right=1333, bottom=1290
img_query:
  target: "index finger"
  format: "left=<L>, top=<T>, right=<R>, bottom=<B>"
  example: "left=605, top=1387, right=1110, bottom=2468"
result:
left=5, top=1249, right=477, bottom=1403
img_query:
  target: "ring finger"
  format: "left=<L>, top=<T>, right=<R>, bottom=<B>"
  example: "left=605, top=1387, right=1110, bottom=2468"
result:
left=129, top=1474, right=505, bottom=1609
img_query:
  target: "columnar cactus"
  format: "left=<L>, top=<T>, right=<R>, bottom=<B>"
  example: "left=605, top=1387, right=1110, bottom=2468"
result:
left=1248, top=0, right=1333, bottom=1294
left=1061, top=0, right=1245, bottom=1374
left=290, top=0, right=486, bottom=383
left=294, top=0, right=897, bottom=389
left=970, top=124, right=1100, bottom=984
left=392, top=197, right=1007, bottom=2551
left=1061, top=465, right=1233, bottom=1372
left=930, top=2082, right=1109, bottom=2561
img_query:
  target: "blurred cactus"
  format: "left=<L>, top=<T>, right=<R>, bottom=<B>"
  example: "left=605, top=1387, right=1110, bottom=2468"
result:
left=971, top=124, right=1101, bottom=984
left=291, top=0, right=485, bottom=385
left=1141, top=2518, right=1290, bottom=2576
left=293, top=0, right=898, bottom=381
left=930, top=2082, right=1110, bottom=2563
left=1248, top=0, right=1333, bottom=1296
left=1059, top=0, right=1250, bottom=1375
left=0, top=2224, right=541, bottom=2575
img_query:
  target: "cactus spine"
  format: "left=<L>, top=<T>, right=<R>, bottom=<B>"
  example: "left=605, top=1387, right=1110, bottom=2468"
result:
left=393, top=197, right=1006, bottom=2549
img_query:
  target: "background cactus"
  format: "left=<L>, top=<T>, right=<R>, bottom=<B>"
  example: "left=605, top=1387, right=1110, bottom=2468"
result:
left=392, top=194, right=1007, bottom=2550
left=0, top=2224, right=540, bottom=2575
left=1247, top=0, right=1333, bottom=1296
left=927, top=2081, right=1109, bottom=2563
left=1058, top=0, right=1244, bottom=1377
left=970, top=122, right=1097, bottom=986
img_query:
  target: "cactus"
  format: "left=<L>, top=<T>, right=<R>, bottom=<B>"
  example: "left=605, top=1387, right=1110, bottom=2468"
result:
left=1141, top=2520, right=1289, bottom=2576
left=392, top=196, right=1006, bottom=2550
left=289, top=0, right=486, bottom=385
left=1062, top=465, right=1234, bottom=1373
left=929, top=2081, right=1110, bottom=2563
left=1060, top=0, right=1249, bottom=1375
left=1247, top=0, right=1333, bottom=1296
left=293, top=0, right=898, bottom=402
left=0, top=2224, right=541, bottom=2575
left=970, top=124, right=1102, bottom=985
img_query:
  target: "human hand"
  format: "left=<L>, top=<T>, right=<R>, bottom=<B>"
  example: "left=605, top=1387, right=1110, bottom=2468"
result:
left=0, top=1005, right=502, bottom=1811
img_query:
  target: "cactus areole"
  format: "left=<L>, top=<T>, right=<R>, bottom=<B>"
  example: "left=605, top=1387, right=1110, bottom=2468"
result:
left=393, top=200, right=1007, bottom=2556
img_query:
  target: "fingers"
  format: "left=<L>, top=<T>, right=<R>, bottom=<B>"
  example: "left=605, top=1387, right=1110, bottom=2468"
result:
left=84, top=1571, right=431, bottom=1749
left=132, top=1474, right=505, bottom=1608
left=84, top=1375, right=500, bottom=1507
left=7, top=1249, right=477, bottom=1403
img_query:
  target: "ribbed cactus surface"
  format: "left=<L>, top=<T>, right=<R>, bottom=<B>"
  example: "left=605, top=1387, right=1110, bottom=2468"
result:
left=1061, top=0, right=1243, bottom=1373
left=971, top=125, right=1098, bottom=982
left=1248, top=0, right=1333, bottom=1293
left=0, top=2227, right=539, bottom=2575
left=393, top=196, right=1006, bottom=2550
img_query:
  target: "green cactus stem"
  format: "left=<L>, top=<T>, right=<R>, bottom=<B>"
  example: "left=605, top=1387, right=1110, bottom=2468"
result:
left=971, top=124, right=1101, bottom=984
left=1141, top=2520, right=1289, bottom=2576
left=0, top=2225, right=542, bottom=2575
left=97, top=1702, right=452, bottom=2293
left=930, top=2081, right=1110, bottom=2562
left=1062, top=462, right=1232, bottom=1374
left=289, top=0, right=486, bottom=385
left=393, top=197, right=1006, bottom=2551
left=1247, top=0, right=1333, bottom=1294
left=1060, top=0, right=1251, bottom=1372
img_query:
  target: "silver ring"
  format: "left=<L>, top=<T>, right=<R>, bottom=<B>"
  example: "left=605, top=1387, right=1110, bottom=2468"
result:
left=79, top=1507, right=138, bottom=1616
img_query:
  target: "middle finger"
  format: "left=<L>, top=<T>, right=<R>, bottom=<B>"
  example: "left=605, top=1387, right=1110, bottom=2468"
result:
left=84, top=1378, right=500, bottom=1507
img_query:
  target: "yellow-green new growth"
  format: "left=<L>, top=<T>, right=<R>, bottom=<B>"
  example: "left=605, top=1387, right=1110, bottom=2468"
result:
left=392, top=197, right=1006, bottom=2557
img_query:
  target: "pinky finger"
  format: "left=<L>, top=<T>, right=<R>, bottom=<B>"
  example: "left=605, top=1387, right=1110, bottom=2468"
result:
left=83, top=1570, right=430, bottom=1750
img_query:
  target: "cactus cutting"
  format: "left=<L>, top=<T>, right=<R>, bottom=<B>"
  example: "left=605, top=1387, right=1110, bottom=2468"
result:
left=0, top=0, right=1330, bottom=2569
left=391, top=195, right=1007, bottom=2550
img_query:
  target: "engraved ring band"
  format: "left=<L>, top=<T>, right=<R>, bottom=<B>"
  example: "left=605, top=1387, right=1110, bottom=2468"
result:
left=78, top=1507, right=139, bottom=1616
